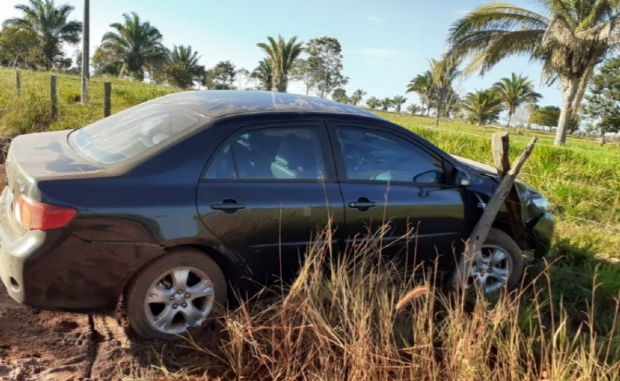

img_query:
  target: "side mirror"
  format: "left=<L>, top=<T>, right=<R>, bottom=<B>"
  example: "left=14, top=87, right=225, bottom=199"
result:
left=413, top=169, right=442, bottom=184
left=453, top=167, right=472, bottom=187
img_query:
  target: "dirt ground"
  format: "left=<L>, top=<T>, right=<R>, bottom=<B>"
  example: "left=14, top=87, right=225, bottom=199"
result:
left=0, top=283, right=222, bottom=381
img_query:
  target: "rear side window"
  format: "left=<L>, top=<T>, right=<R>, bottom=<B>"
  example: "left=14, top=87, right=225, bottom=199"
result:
left=69, top=100, right=207, bottom=164
left=205, top=126, right=326, bottom=180
left=205, top=143, right=235, bottom=179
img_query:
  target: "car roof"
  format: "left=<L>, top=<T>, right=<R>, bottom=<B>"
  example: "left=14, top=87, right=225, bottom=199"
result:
left=159, top=90, right=384, bottom=120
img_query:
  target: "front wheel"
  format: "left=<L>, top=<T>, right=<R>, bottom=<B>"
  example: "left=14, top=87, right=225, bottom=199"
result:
left=451, top=228, right=524, bottom=295
left=125, top=249, right=227, bottom=340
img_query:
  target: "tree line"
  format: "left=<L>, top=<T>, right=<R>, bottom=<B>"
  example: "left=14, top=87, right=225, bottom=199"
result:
left=0, top=1, right=350, bottom=97
left=2, top=0, right=620, bottom=144
left=403, top=55, right=620, bottom=140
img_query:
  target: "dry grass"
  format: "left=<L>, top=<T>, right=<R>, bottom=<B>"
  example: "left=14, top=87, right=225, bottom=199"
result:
left=142, top=226, right=620, bottom=381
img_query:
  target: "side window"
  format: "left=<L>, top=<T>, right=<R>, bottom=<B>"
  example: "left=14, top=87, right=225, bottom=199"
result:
left=205, top=143, right=235, bottom=179
left=205, top=126, right=326, bottom=180
left=335, top=127, right=444, bottom=184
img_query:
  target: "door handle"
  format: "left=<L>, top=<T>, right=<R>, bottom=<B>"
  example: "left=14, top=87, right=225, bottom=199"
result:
left=210, top=199, right=246, bottom=213
left=347, top=197, right=377, bottom=211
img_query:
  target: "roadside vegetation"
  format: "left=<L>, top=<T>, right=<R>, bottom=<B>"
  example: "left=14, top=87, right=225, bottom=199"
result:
left=157, top=227, right=620, bottom=381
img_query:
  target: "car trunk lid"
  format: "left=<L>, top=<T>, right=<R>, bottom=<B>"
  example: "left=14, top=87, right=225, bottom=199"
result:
left=1, top=130, right=104, bottom=239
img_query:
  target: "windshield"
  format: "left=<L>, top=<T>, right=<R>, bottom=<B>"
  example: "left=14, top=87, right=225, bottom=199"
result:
left=68, top=99, right=207, bottom=164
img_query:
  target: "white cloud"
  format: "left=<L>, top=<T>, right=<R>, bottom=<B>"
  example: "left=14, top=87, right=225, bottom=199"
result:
left=360, top=14, right=382, bottom=24
left=347, top=48, right=416, bottom=60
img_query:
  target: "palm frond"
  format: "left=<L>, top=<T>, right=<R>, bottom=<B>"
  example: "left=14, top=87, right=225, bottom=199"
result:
left=533, top=0, right=577, bottom=28
left=454, top=29, right=546, bottom=76
left=447, top=2, right=549, bottom=43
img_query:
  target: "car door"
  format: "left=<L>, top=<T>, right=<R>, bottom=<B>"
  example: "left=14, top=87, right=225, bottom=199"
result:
left=196, top=121, right=344, bottom=286
left=328, top=122, right=467, bottom=273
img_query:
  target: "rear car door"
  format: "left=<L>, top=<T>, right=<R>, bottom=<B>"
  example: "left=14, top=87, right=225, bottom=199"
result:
left=196, top=121, right=344, bottom=285
left=327, top=122, right=467, bottom=273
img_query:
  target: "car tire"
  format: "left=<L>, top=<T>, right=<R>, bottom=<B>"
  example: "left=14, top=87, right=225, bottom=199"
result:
left=124, top=249, right=227, bottom=340
left=451, top=228, right=524, bottom=295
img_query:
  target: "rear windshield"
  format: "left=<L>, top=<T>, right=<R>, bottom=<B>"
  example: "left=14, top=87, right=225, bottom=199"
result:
left=68, top=99, right=207, bottom=164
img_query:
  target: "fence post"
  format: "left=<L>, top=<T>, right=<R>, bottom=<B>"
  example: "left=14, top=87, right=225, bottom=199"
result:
left=50, top=76, right=58, bottom=119
left=103, top=82, right=111, bottom=117
left=491, top=131, right=510, bottom=177
left=16, top=71, right=21, bottom=97
left=491, top=132, right=526, bottom=246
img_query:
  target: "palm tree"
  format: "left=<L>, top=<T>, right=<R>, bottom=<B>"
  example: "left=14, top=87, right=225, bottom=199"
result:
left=350, top=89, right=367, bottom=106
left=444, top=87, right=461, bottom=121
left=492, top=73, right=542, bottom=127
left=429, top=59, right=461, bottom=126
left=406, top=104, right=422, bottom=115
left=392, top=95, right=407, bottom=113
left=257, top=35, right=303, bottom=92
left=3, top=0, right=82, bottom=70
left=101, top=12, right=166, bottom=81
left=251, top=58, right=273, bottom=91
left=332, top=88, right=348, bottom=103
left=461, top=89, right=504, bottom=126
left=163, top=45, right=205, bottom=89
left=380, top=97, right=393, bottom=111
left=446, top=1, right=620, bottom=146
left=366, top=96, right=380, bottom=110
left=406, top=71, right=433, bottom=116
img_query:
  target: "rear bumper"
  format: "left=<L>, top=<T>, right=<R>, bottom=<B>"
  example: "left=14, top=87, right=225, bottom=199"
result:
left=0, top=227, right=58, bottom=305
left=0, top=226, right=166, bottom=314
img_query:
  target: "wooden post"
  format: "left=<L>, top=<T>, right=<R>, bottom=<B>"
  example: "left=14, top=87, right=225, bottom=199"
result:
left=491, top=132, right=526, bottom=248
left=50, top=76, right=58, bottom=119
left=81, top=0, right=90, bottom=104
left=491, top=131, right=510, bottom=177
left=103, top=82, right=111, bottom=117
left=454, top=136, right=538, bottom=292
left=16, top=71, right=21, bottom=97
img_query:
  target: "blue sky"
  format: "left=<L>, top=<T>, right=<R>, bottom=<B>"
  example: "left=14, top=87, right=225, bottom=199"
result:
left=0, top=0, right=562, bottom=108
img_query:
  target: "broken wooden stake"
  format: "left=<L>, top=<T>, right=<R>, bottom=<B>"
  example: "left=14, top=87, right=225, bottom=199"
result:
left=454, top=135, right=538, bottom=291
left=492, top=131, right=510, bottom=177
left=492, top=132, right=526, bottom=246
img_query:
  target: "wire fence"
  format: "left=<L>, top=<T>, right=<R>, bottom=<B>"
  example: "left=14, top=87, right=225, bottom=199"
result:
left=0, top=69, right=181, bottom=117
left=408, top=122, right=620, bottom=158
left=519, top=172, right=620, bottom=194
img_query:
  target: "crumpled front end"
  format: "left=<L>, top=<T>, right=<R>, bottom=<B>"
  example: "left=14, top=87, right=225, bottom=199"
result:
left=514, top=181, right=554, bottom=258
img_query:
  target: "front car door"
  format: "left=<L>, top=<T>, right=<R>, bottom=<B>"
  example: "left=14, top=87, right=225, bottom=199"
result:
left=196, top=121, right=344, bottom=287
left=328, top=122, right=467, bottom=274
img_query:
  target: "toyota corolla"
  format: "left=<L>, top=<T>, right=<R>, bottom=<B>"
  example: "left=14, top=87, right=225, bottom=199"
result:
left=0, top=91, right=554, bottom=340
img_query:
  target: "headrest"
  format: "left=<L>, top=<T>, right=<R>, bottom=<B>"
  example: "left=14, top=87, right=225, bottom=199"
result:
left=275, top=134, right=305, bottom=168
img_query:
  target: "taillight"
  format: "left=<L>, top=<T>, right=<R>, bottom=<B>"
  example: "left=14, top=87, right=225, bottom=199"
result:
left=15, top=194, right=77, bottom=231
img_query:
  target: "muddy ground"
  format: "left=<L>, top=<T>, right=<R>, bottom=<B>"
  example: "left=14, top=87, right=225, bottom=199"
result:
left=0, top=283, right=223, bottom=381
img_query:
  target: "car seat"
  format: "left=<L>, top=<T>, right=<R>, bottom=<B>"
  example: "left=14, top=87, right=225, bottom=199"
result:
left=270, top=134, right=316, bottom=179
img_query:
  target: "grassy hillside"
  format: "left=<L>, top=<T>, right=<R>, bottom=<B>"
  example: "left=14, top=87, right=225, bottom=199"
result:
left=0, top=68, right=179, bottom=134
left=2, top=68, right=620, bottom=380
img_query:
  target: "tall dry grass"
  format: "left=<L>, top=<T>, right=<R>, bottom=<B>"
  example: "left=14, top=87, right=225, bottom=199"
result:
left=176, top=225, right=620, bottom=381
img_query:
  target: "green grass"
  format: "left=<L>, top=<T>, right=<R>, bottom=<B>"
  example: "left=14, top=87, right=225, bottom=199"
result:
left=2, top=67, right=620, bottom=380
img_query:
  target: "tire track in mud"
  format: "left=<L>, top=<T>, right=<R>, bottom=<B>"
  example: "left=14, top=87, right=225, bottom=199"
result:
left=0, top=283, right=222, bottom=380
left=0, top=284, right=137, bottom=381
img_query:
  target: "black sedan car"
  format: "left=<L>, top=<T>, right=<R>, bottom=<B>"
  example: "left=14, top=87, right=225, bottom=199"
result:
left=0, top=91, right=554, bottom=339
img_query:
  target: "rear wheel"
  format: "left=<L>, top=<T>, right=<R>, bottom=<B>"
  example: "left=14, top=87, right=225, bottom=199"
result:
left=125, top=249, right=227, bottom=340
left=451, top=228, right=524, bottom=295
